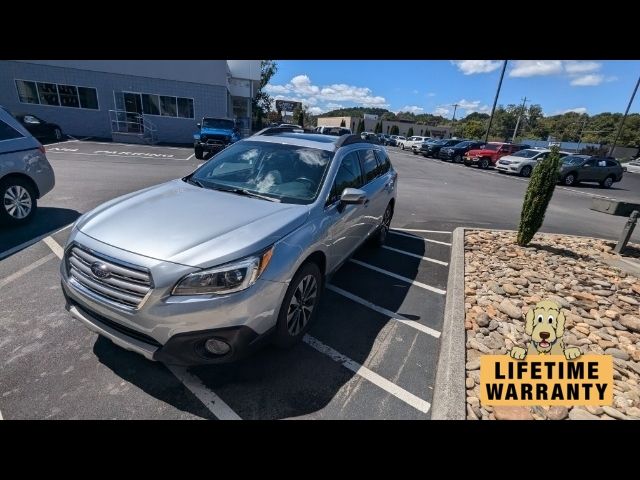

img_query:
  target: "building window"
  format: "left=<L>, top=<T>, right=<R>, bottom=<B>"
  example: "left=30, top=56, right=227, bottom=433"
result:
left=37, top=82, right=60, bottom=106
left=142, top=94, right=160, bottom=116
left=160, top=96, right=177, bottom=117
left=15, top=80, right=39, bottom=104
left=177, top=97, right=194, bottom=119
left=15, top=79, right=99, bottom=110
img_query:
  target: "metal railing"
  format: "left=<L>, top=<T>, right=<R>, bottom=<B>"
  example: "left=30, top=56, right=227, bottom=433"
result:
left=108, top=110, right=157, bottom=144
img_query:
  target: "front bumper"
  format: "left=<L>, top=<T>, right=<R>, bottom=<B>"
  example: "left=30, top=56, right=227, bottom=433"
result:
left=463, top=156, right=482, bottom=165
left=496, top=163, right=521, bottom=173
left=196, top=141, right=229, bottom=152
left=60, top=231, right=288, bottom=365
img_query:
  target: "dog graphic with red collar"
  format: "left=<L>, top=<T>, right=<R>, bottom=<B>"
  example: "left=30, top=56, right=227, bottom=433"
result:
left=509, top=300, right=582, bottom=360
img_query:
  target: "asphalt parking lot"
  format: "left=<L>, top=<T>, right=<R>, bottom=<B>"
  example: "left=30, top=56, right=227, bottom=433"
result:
left=1, top=139, right=638, bottom=420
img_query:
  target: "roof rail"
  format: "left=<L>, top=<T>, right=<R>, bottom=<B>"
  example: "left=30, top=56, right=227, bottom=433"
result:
left=253, top=126, right=304, bottom=136
left=335, top=134, right=380, bottom=148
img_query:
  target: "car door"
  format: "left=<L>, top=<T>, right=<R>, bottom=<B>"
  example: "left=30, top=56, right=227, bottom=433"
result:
left=324, top=150, right=367, bottom=271
left=579, top=158, right=598, bottom=181
left=606, top=159, right=621, bottom=180
left=357, top=148, right=388, bottom=237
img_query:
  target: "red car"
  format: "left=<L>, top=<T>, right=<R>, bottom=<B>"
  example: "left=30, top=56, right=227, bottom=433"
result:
left=463, top=142, right=527, bottom=169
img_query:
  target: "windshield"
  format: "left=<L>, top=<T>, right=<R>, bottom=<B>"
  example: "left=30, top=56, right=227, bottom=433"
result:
left=563, top=156, right=587, bottom=165
left=202, top=118, right=235, bottom=130
left=511, top=149, right=541, bottom=159
left=189, top=141, right=333, bottom=204
left=453, top=141, right=473, bottom=148
left=481, top=143, right=501, bottom=151
left=434, top=139, right=449, bottom=145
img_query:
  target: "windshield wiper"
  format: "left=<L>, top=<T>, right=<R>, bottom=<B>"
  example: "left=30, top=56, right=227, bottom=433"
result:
left=215, top=186, right=280, bottom=202
left=184, top=176, right=205, bottom=188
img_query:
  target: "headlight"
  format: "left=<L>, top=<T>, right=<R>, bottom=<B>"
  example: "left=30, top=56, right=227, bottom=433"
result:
left=172, top=247, right=274, bottom=296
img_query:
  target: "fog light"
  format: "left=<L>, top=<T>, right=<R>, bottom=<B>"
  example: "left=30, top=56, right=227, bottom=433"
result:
left=204, top=338, right=231, bottom=355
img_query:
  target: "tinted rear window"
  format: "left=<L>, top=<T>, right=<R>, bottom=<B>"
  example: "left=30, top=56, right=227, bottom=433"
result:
left=0, top=119, right=25, bottom=141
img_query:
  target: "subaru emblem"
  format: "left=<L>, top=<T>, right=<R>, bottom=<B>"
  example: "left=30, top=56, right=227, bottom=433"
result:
left=90, top=262, right=110, bottom=279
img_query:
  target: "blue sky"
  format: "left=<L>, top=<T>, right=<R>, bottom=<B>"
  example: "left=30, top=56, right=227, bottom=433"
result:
left=266, top=60, right=640, bottom=118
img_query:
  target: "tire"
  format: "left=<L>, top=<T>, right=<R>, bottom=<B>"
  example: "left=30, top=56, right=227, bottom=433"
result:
left=412, top=149, right=418, bottom=155
left=0, top=177, right=37, bottom=226
left=53, top=128, right=63, bottom=141
left=563, top=173, right=577, bottom=186
left=480, top=158, right=490, bottom=169
left=520, top=165, right=532, bottom=177
left=273, top=262, right=322, bottom=348
left=454, top=154, right=462, bottom=163
left=600, top=175, right=614, bottom=189
left=194, top=146, right=204, bottom=160
left=370, top=203, right=393, bottom=248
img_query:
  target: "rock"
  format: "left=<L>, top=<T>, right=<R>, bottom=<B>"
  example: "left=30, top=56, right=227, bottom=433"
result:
left=583, top=318, right=603, bottom=328
left=466, top=359, right=480, bottom=370
left=626, top=406, right=640, bottom=418
left=605, top=310, right=619, bottom=320
left=574, top=291, right=597, bottom=302
left=612, top=321, right=628, bottom=331
left=592, top=279, right=612, bottom=288
left=488, top=319, right=499, bottom=331
left=549, top=295, right=571, bottom=309
left=598, top=340, right=617, bottom=350
left=606, top=348, right=631, bottom=361
left=476, top=313, right=491, bottom=327
left=632, top=284, right=640, bottom=295
left=493, top=406, right=534, bottom=420
left=585, top=406, right=604, bottom=415
left=592, top=289, right=614, bottom=296
left=464, top=286, right=475, bottom=295
left=511, top=277, right=529, bottom=286
left=627, top=361, right=640, bottom=376
left=602, top=406, right=629, bottom=420
left=618, top=295, right=639, bottom=306
left=530, top=405, right=547, bottom=420
left=466, top=377, right=475, bottom=389
left=619, top=315, right=640, bottom=333
left=467, top=396, right=480, bottom=408
left=468, top=339, right=492, bottom=353
left=569, top=408, right=601, bottom=420
left=503, top=283, right=519, bottom=295
left=467, top=404, right=479, bottom=420
left=547, top=406, right=569, bottom=420
left=499, top=299, right=522, bottom=320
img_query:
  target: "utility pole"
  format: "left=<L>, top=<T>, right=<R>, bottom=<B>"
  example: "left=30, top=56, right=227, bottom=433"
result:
left=484, top=60, right=508, bottom=144
left=608, top=75, right=640, bottom=157
left=511, top=96, right=528, bottom=143
left=451, top=103, right=459, bottom=122
left=575, top=117, right=588, bottom=152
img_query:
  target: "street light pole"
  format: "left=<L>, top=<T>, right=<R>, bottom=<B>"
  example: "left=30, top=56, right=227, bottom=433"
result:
left=608, top=75, right=640, bottom=157
left=484, top=60, right=508, bottom=144
left=511, top=96, right=528, bottom=143
left=451, top=103, right=459, bottom=122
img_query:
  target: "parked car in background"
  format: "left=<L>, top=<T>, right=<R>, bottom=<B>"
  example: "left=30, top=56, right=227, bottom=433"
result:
left=624, top=159, right=640, bottom=174
left=496, top=148, right=571, bottom=177
left=395, top=136, right=407, bottom=148
left=60, top=131, right=397, bottom=365
left=378, top=134, right=391, bottom=145
left=402, top=136, right=430, bottom=152
left=420, top=138, right=462, bottom=158
left=320, top=127, right=352, bottom=136
left=194, top=117, right=241, bottom=160
left=14, top=113, right=64, bottom=142
left=438, top=140, right=484, bottom=163
left=463, top=142, right=526, bottom=169
left=0, top=106, right=55, bottom=225
left=387, top=135, right=398, bottom=147
left=361, top=132, right=382, bottom=143
left=559, top=155, right=624, bottom=188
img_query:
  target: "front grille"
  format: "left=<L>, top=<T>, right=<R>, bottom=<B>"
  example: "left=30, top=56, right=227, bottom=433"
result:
left=201, top=134, right=228, bottom=145
left=66, top=245, right=152, bottom=309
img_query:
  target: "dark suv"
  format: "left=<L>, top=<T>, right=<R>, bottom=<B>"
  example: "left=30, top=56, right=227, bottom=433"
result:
left=420, top=139, right=463, bottom=158
left=438, top=140, right=484, bottom=163
left=559, top=155, right=624, bottom=188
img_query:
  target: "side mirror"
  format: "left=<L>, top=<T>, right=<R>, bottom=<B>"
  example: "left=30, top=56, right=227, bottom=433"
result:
left=582, top=164, right=590, bottom=168
left=196, top=123, right=201, bottom=128
left=340, top=188, right=367, bottom=205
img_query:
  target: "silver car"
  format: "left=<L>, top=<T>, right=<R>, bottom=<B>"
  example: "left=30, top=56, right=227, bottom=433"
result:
left=0, top=106, right=55, bottom=225
left=496, top=148, right=570, bottom=177
left=60, top=131, right=397, bottom=365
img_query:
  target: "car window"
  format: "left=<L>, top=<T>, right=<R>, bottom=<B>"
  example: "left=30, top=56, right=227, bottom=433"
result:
left=596, top=159, right=607, bottom=167
left=358, top=149, right=380, bottom=183
left=374, top=149, right=391, bottom=175
left=605, top=160, right=618, bottom=167
left=0, top=119, right=25, bottom=141
left=584, top=159, right=598, bottom=167
left=329, top=151, right=363, bottom=204
left=23, top=115, right=40, bottom=124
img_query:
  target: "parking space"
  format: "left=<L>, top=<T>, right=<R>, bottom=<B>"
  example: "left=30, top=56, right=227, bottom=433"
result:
left=2, top=138, right=638, bottom=420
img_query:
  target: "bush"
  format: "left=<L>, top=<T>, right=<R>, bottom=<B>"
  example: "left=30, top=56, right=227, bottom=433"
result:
left=407, top=127, right=414, bottom=137
left=390, top=125, right=399, bottom=135
left=340, top=119, right=346, bottom=127
left=516, top=145, right=562, bottom=246
left=357, top=119, right=365, bottom=134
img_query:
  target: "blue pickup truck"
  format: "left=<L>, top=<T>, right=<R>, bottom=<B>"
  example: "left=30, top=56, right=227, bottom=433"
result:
left=193, top=117, right=241, bottom=159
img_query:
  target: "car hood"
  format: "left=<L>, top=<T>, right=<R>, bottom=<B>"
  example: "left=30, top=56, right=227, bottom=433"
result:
left=499, top=154, right=527, bottom=162
left=77, top=179, right=310, bottom=268
left=200, top=127, right=233, bottom=136
left=467, top=148, right=497, bottom=156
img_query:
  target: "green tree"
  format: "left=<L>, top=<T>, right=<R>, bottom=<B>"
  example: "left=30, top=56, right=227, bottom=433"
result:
left=460, top=120, right=485, bottom=140
left=407, top=127, right=414, bottom=137
left=390, top=125, right=399, bottom=135
left=340, top=118, right=346, bottom=127
left=251, top=60, right=277, bottom=131
left=386, top=125, right=390, bottom=133
left=293, top=105, right=303, bottom=127
left=357, top=119, right=365, bottom=134
left=516, top=146, right=562, bottom=246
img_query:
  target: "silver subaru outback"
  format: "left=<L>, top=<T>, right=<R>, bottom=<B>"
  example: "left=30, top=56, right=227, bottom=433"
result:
left=60, top=130, right=397, bottom=365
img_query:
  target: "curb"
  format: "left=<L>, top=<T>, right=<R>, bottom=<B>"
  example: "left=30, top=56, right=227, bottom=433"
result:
left=431, top=227, right=466, bottom=420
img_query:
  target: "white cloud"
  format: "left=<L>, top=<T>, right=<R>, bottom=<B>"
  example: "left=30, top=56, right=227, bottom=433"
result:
left=412, top=89, right=419, bottom=94
left=427, top=92, right=436, bottom=97
left=264, top=84, right=289, bottom=94
left=451, top=60, right=502, bottom=75
left=307, top=107, right=323, bottom=115
left=509, top=60, right=563, bottom=77
left=456, top=99, right=491, bottom=115
left=400, top=105, right=425, bottom=114
left=606, top=76, right=618, bottom=82
left=433, top=107, right=450, bottom=117
left=325, top=103, right=344, bottom=110
left=564, top=61, right=601, bottom=74
left=570, top=74, right=604, bottom=86
left=556, top=107, right=588, bottom=114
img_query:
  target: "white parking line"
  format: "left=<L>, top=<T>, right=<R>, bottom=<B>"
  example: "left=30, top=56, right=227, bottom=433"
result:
left=389, top=230, right=452, bottom=246
left=45, top=151, right=191, bottom=161
left=303, top=335, right=431, bottom=414
left=53, top=140, right=192, bottom=151
left=0, top=223, right=73, bottom=261
left=382, top=245, right=449, bottom=266
left=43, top=236, right=64, bottom=259
left=393, top=228, right=452, bottom=235
left=168, top=366, right=242, bottom=420
left=185, top=153, right=195, bottom=161
left=327, top=285, right=441, bottom=338
left=348, top=259, right=446, bottom=295
left=0, top=252, right=56, bottom=289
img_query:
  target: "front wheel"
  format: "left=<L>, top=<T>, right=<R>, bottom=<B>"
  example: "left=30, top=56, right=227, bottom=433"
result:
left=412, top=149, right=418, bottom=155
left=563, top=173, right=577, bottom=186
left=520, top=165, right=532, bottom=177
left=194, top=146, right=204, bottom=160
left=454, top=154, right=462, bottom=163
left=480, top=158, right=490, bottom=169
left=53, top=128, right=63, bottom=141
left=273, top=262, right=322, bottom=348
left=400, top=144, right=405, bottom=150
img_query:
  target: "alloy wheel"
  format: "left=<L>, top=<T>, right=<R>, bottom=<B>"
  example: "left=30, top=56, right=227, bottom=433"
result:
left=286, top=274, right=318, bottom=336
left=3, top=185, right=32, bottom=219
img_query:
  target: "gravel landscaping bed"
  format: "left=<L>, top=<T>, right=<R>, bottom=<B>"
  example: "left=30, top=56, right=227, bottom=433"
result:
left=464, top=230, right=640, bottom=420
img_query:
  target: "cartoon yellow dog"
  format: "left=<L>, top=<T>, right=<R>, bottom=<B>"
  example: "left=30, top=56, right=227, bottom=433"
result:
left=509, top=300, right=581, bottom=360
